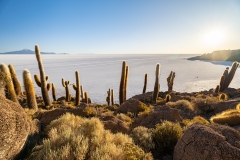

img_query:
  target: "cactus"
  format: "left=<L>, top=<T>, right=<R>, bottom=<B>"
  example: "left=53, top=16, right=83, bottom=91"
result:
left=214, top=85, right=220, bottom=93
left=111, top=89, right=114, bottom=105
left=219, top=93, right=227, bottom=101
left=35, top=44, right=51, bottom=106
left=0, top=63, right=18, bottom=102
left=8, top=64, right=22, bottom=95
left=85, top=92, right=88, bottom=104
left=80, top=85, right=84, bottom=100
left=225, top=61, right=239, bottom=88
left=62, top=78, right=71, bottom=102
left=23, top=69, right=38, bottom=110
left=165, top=94, right=171, bottom=102
left=52, top=83, right=56, bottom=101
left=219, top=61, right=239, bottom=92
left=142, top=73, right=147, bottom=94
left=119, top=61, right=128, bottom=105
left=167, top=71, right=175, bottom=91
left=106, top=88, right=110, bottom=106
left=152, top=63, right=160, bottom=103
left=73, top=71, right=80, bottom=105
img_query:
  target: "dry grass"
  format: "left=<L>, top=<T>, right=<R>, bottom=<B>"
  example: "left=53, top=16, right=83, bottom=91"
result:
left=191, top=96, right=218, bottom=114
left=131, top=126, right=155, bottom=152
left=28, top=113, right=153, bottom=160
left=210, top=109, right=240, bottom=126
left=116, top=113, right=133, bottom=126
left=182, top=116, right=210, bottom=127
left=166, top=100, right=194, bottom=111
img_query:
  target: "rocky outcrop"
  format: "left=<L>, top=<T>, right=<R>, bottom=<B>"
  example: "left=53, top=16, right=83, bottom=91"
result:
left=132, top=105, right=182, bottom=128
left=174, top=123, right=240, bottom=160
left=0, top=93, right=30, bottom=160
left=100, top=116, right=129, bottom=134
left=116, top=98, right=149, bottom=114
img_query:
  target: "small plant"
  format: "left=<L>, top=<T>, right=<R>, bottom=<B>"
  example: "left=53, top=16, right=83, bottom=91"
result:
left=182, top=116, right=209, bottom=127
left=116, top=113, right=133, bottom=126
left=131, top=126, right=155, bottom=152
left=218, top=93, right=228, bottom=101
left=192, top=96, right=218, bottom=114
left=153, top=121, right=182, bottom=155
left=210, top=109, right=240, bottom=126
left=165, top=94, right=171, bottom=102
left=166, top=99, right=194, bottom=111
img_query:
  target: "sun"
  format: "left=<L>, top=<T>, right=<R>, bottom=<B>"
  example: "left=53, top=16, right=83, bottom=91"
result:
left=204, top=29, right=226, bottom=46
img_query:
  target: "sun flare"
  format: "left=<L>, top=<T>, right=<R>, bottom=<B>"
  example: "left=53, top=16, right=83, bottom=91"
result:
left=204, top=29, right=225, bottom=46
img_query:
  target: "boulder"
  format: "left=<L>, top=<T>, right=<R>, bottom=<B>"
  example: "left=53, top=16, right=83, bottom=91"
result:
left=0, top=93, right=30, bottom=160
left=116, top=98, right=149, bottom=114
left=132, top=105, right=182, bottom=128
left=174, top=123, right=240, bottom=160
left=100, top=116, right=129, bottom=134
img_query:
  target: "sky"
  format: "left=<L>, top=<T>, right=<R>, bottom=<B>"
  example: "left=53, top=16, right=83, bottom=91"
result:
left=0, top=0, right=240, bottom=54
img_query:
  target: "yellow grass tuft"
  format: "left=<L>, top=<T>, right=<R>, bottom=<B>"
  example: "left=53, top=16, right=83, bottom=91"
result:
left=210, top=109, right=240, bottom=126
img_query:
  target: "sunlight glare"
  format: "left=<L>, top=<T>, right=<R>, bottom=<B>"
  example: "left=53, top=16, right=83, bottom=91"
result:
left=204, top=29, right=225, bottom=46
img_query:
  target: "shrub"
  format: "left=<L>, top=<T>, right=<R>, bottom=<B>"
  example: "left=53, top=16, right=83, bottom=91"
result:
left=123, top=143, right=153, bottom=160
left=236, top=103, right=240, bottom=110
left=116, top=113, right=133, bottom=126
left=182, top=116, right=210, bottom=127
left=210, top=109, right=240, bottom=126
left=166, top=100, right=194, bottom=111
left=218, top=93, right=228, bottom=101
left=192, top=96, right=218, bottom=114
left=131, top=126, right=155, bottom=152
left=28, top=113, right=153, bottom=160
left=153, top=121, right=182, bottom=155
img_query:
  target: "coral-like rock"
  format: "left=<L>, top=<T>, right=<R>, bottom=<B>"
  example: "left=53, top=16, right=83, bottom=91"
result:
left=174, top=123, right=240, bottom=160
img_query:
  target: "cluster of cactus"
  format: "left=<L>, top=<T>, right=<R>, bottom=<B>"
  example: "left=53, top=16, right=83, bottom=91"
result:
left=119, top=61, right=129, bottom=105
left=106, top=88, right=114, bottom=106
left=34, top=44, right=51, bottom=106
left=167, top=71, right=175, bottom=91
left=62, top=78, right=71, bottom=102
left=0, top=63, right=18, bottom=102
left=142, top=73, right=147, bottom=94
left=23, top=69, right=38, bottom=110
left=217, top=61, right=239, bottom=92
left=152, top=63, right=160, bottom=103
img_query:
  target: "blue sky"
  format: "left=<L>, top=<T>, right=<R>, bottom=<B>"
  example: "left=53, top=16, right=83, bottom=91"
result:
left=0, top=0, right=239, bottom=54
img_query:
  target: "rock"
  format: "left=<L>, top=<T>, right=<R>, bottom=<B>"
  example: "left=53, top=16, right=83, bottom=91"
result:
left=100, top=116, right=129, bottom=134
left=0, top=93, right=30, bottom=160
left=116, top=98, right=149, bottom=114
left=132, top=105, right=182, bottom=128
left=174, top=123, right=240, bottom=160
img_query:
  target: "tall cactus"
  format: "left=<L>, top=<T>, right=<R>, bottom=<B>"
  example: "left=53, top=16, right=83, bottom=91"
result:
left=73, top=71, right=80, bottom=105
left=80, top=85, right=84, bottom=100
left=35, top=44, right=51, bottom=106
left=152, top=63, right=160, bottom=103
left=143, top=73, right=147, bottom=94
left=119, top=61, right=128, bottom=105
left=23, top=69, right=38, bottom=110
left=52, top=83, right=56, bottom=101
left=8, top=64, right=22, bottom=95
left=62, top=78, right=71, bottom=101
left=106, top=88, right=110, bottom=106
left=111, top=89, right=114, bottom=105
left=85, top=92, right=88, bottom=104
left=0, top=63, right=18, bottom=102
left=167, top=71, right=175, bottom=91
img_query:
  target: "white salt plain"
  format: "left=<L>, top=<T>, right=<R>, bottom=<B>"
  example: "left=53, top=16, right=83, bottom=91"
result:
left=1, top=54, right=240, bottom=104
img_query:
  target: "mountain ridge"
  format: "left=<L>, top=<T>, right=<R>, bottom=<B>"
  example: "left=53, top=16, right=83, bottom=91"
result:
left=0, top=49, right=56, bottom=54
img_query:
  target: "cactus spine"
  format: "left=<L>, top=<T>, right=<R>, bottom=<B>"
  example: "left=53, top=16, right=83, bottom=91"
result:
left=106, top=88, right=110, bottom=106
left=143, top=73, right=147, bottom=94
left=167, top=71, right=175, bottom=91
left=23, top=69, right=38, bottom=110
left=8, top=64, right=22, bottom=95
left=111, top=89, right=114, bottom=105
left=119, top=61, right=128, bottom=105
left=0, top=63, right=18, bottom=102
left=62, top=78, right=71, bottom=101
left=73, top=71, right=80, bottom=105
left=152, top=63, right=160, bottom=103
left=35, top=44, right=51, bottom=106
left=85, top=92, right=88, bottom=104
left=52, top=83, right=56, bottom=101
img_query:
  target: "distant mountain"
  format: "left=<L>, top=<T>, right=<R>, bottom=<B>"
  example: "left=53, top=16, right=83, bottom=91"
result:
left=0, top=49, right=56, bottom=54
left=188, top=49, right=240, bottom=62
